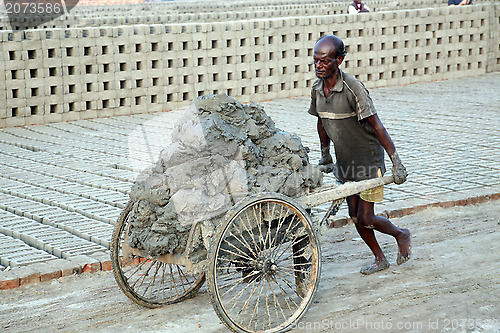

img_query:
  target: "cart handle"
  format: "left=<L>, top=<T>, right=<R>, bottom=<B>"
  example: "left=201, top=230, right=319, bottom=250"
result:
left=298, top=175, right=395, bottom=209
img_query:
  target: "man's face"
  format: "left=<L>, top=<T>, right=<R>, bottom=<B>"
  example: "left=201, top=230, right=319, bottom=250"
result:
left=313, top=42, right=342, bottom=79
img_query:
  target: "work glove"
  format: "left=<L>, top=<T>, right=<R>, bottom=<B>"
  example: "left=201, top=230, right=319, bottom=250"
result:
left=318, top=147, right=333, bottom=165
left=390, top=151, right=407, bottom=185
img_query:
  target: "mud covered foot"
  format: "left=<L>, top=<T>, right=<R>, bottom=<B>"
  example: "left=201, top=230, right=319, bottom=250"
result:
left=360, top=258, right=390, bottom=275
left=397, top=228, right=411, bottom=265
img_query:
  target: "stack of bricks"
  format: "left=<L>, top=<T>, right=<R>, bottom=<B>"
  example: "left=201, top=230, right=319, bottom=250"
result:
left=77, top=0, right=144, bottom=5
left=0, top=0, right=449, bottom=30
left=0, top=2, right=499, bottom=128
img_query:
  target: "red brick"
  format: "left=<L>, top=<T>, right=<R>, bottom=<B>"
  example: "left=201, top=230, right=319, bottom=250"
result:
left=331, top=218, right=349, bottom=228
left=466, top=197, right=480, bottom=205
left=40, top=270, right=62, bottom=282
left=100, top=260, right=112, bottom=271
left=0, top=278, right=20, bottom=290
left=391, top=210, right=404, bottom=218
left=20, top=272, right=41, bottom=286
left=439, top=201, right=455, bottom=208
left=61, top=265, right=82, bottom=277
left=82, top=262, right=101, bottom=273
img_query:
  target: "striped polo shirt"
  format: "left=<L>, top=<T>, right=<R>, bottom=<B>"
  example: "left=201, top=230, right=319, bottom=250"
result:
left=308, top=70, right=386, bottom=182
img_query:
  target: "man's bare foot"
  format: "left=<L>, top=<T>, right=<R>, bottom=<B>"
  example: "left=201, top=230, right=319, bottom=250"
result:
left=397, top=228, right=411, bottom=265
left=360, top=258, right=390, bottom=275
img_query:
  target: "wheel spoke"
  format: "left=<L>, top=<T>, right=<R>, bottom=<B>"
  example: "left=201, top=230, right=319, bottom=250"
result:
left=241, top=210, right=263, bottom=254
left=237, top=276, right=262, bottom=318
left=221, top=232, right=258, bottom=262
left=216, top=257, right=253, bottom=268
left=270, top=274, right=296, bottom=312
left=111, top=202, right=205, bottom=308
left=268, top=204, right=288, bottom=251
left=176, top=265, right=188, bottom=292
left=160, top=262, right=166, bottom=301
left=225, top=273, right=261, bottom=311
left=277, top=265, right=311, bottom=276
left=252, top=204, right=265, bottom=253
left=271, top=214, right=301, bottom=259
left=274, top=271, right=305, bottom=301
left=209, top=197, right=320, bottom=333
left=130, top=260, right=154, bottom=290
left=278, top=260, right=313, bottom=268
left=219, top=246, right=255, bottom=263
left=268, top=276, right=289, bottom=323
left=168, top=264, right=179, bottom=297
left=247, top=278, right=266, bottom=329
left=270, top=212, right=298, bottom=259
left=264, top=202, right=275, bottom=253
left=147, top=261, right=162, bottom=298
left=124, top=257, right=149, bottom=280
left=275, top=232, right=309, bottom=263
left=218, top=270, right=262, bottom=297
left=264, top=278, right=272, bottom=330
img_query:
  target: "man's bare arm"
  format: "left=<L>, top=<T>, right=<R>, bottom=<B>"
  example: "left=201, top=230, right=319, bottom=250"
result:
left=317, top=118, right=333, bottom=166
left=318, top=118, right=330, bottom=149
left=365, top=114, right=395, bottom=155
left=365, top=114, right=407, bottom=184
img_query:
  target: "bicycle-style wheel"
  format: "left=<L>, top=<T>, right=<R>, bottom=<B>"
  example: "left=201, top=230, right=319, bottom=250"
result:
left=111, top=201, right=205, bottom=308
left=207, top=193, right=321, bottom=333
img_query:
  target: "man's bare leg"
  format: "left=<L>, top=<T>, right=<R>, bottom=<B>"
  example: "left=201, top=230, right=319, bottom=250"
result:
left=357, top=198, right=411, bottom=265
left=347, top=196, right=390, bottom=274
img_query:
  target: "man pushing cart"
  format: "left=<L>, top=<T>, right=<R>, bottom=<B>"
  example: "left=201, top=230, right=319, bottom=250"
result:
left=110, top=35, right=412, bottom=333
left=311, top=35, right=411, bottom=275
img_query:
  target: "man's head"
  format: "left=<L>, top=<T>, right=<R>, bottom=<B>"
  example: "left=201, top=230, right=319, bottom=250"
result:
left=313, top=35, right=346, bottom=79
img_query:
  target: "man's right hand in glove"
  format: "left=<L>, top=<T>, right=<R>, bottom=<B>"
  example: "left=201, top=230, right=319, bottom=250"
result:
left=319, top=146, right=333, bottom=165
left=390, top=151, right=408, bottom=185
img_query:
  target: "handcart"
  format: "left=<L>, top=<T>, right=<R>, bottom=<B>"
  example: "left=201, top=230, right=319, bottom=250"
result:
left=111, top=175, right=395, bottom=333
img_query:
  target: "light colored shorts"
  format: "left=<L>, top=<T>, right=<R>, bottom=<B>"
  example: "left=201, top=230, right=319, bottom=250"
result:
left=359, top=168, right=384, bottom=203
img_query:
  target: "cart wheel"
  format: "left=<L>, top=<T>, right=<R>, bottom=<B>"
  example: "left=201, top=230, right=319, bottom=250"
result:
left=111, top=201, right=205, bottom=308
left=207, top=193, right=321, bottom=333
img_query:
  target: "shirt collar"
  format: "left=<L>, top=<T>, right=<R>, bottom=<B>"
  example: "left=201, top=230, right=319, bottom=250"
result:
left=314, top=70, right=344, bottom=97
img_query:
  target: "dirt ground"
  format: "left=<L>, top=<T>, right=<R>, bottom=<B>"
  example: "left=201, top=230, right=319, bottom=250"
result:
left=1, top=201, right=499, bottom=333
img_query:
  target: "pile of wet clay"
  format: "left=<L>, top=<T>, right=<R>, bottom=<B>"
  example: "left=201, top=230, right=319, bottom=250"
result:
left=126, top=94, right=322, bottom=256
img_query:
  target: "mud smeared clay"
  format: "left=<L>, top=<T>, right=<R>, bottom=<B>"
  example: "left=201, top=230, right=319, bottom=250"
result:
left=126, top=94, right=322, bottom=256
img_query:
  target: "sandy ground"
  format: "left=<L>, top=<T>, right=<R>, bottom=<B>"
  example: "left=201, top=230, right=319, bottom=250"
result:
left=1, top=201, right=499, bottom=333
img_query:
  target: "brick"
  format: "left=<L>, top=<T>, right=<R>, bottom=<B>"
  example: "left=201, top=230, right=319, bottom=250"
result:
left=88, top=251, right=110, bottom=263
left=16, top=266, right=42, bottom=285
left=101, top=260, right=112, bottom=271
left=0, top=278, right=20, bottom=290
left=0, top=271, right=20, bottom=290
left=67, top=255, right=100, bottom=274
left=5, top=117, right=26, bottom=127
left=82, top=261, right=101, bottom=273
left=0, top=3, right=497, bottom=127
left=49, top=259, right=82, bottom=276
left=29, top=262, right=62, bottom=282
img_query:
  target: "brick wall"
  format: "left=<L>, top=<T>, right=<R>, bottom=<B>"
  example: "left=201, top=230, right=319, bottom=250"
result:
left=1, top=0, right=447, bottom=30
left=0, top=3, right=499, bottom=127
